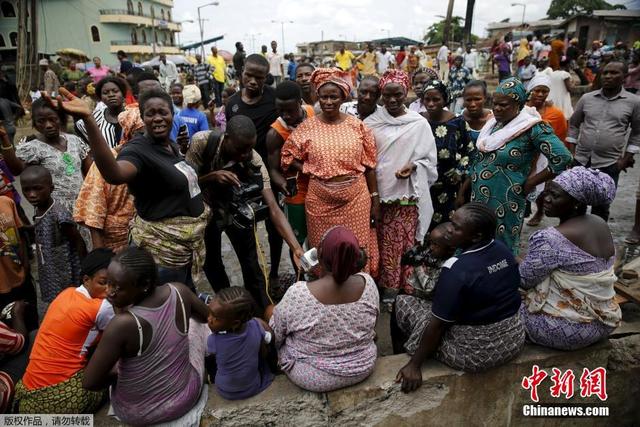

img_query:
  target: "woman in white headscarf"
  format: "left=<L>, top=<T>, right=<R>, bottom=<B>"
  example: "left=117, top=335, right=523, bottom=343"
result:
left=364, top=70, right=437, bottom=301
left=525, top=73, right=569, bottom=226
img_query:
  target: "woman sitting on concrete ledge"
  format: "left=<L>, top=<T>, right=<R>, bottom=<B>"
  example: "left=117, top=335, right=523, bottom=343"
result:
left=519, top=167, right=622, bottom=350
left=395, top=203, right=525, bottom=393
left=269, top=226, right=379, bottom=393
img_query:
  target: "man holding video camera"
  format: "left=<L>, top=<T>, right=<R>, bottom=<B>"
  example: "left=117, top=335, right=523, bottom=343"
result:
left=186, top=115, right=303, bottom=309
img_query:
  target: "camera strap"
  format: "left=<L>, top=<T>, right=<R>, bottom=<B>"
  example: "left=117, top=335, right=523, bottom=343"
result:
left=200, top=129, right=224, bottom=176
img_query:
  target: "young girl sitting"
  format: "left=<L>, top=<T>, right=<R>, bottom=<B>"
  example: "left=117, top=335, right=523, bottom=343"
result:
left=207, top=287, right=274, bottom=400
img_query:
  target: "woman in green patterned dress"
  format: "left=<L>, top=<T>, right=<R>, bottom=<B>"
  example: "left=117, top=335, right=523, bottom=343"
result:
left=469, top=78, right=572, bottom=255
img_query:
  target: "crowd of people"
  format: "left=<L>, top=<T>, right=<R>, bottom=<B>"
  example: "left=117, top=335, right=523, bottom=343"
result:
left=0, top=31, right=638, bottom=423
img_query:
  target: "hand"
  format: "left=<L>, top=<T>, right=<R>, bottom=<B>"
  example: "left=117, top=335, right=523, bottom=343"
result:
left=395, top=361, right=423, bottom=393
left=42, top=87, right=93, bottom=120
left=272, top=176, right=290, bottom=197
left=292, top=247, right=304, bottom=270
left=395, top=163, right=413, bottom=180
left=177, top=129, right=189, bottom=154
left=454, top=192, right=466, bottom=209
left=444, top=169, right=462, bottom=185
left=617, top=156, right=635, bottom=172
left=203, top=170, right=241, bottom=187
left=370, top=196, right=381, bottom=227
left=0, top=125, right=8, bottom=143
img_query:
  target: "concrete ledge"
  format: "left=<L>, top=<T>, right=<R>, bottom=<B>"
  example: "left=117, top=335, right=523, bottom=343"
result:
left=95, top=332, right=640, bottom=426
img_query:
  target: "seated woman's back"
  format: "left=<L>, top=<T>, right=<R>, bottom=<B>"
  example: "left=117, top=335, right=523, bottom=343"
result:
left=306, top=274, right=366, bottom=305
left=271, top=273, right=379, bottom=362
left=557, top=214, right=615, bottom=261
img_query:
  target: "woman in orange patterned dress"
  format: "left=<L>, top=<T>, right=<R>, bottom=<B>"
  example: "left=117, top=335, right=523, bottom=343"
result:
left=282, top=68, right=380, bottom=275
left=73, top=108, right=141, bottom=252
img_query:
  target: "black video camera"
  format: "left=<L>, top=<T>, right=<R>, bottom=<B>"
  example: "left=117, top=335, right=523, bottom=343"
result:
left=228, top=163, right=269, bottom=229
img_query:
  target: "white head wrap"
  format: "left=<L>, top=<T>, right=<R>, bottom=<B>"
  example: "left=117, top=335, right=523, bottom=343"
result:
left=527, top=73, right=552, bottom=91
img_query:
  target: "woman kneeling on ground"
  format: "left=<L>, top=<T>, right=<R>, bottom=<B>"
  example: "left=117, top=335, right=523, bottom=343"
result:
left=269, top=226, right=379, bottom=392
left=395, top=203, right=525, bottom=393
left=83, top=247, right=210, bottom=425
left=519, top=167, right=621, bottom=350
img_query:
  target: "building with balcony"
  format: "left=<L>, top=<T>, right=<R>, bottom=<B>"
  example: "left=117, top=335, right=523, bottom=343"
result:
left=0, top=0, right=181, bottom=71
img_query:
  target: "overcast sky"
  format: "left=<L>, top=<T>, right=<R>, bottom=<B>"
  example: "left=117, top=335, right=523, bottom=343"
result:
left=174, top=0, right=636, bottom=54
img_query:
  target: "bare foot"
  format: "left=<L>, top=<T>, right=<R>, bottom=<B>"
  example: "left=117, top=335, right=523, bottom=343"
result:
left=527, top=215, right=543, bottom=227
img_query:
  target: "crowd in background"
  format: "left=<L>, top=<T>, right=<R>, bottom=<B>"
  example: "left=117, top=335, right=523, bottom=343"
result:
left=0, top=29, right=638, bottom=423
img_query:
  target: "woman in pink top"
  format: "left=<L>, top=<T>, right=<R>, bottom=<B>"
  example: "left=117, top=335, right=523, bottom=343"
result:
left=86, top=57, right=111, bottom=84
left=83, top=247, right=210, bottom=425
left=269, top=226, right=379, bottom=392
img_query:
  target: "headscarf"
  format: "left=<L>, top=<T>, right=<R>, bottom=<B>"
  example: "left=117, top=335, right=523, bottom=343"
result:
left=422, top=80, right=449, bottom=104
left=527, top=73, right=552, bottom=91
left=413, top=67, right=438, bottom=82
left=310, top=68, right=352, bottom=98
left=495, top=77, right=528, bottom=109
left=553, top=166, right=616, bottom=206
left=81, top=248, right=115, bottom=277
left=320, top=226, right=361, bottom=284
left=379, top=69, right=410, bottom=94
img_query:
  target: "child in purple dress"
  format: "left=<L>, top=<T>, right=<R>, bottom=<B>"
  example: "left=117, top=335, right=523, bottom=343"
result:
left=206, top=287, right=274, bottom=400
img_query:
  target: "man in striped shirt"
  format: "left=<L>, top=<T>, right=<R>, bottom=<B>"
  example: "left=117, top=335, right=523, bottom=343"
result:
left=0, top=301, right=30, bottom=412
left=192, top=54, right=212, bottom=108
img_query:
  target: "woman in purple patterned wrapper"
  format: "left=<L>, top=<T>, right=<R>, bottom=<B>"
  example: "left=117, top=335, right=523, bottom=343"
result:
left=519, top=166, right=622, bottom=350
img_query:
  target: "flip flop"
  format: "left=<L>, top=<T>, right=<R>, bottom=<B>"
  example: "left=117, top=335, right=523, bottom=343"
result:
left=624, top=233, right=640, bottom=245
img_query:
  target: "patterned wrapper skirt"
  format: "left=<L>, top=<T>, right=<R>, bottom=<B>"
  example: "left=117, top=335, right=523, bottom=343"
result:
left=377, top=203, right=418, bottom=292
left=14, top=370, right=105, bottom=414
left=519, top=305, right=614, bottom=351
left=306, top=175, right=379, bottom=276
left=395, top=295, right=526, bottom=372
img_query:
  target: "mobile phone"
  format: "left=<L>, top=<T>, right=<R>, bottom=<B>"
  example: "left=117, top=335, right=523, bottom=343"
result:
left=178, top=124, right=188, bottom=134
left=286, top=176, right=298, bottom=197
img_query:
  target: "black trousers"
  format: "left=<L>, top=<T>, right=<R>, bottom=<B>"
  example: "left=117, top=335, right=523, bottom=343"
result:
left=198, top=82, right=211, bottom=108
left=212, top=80, right=224, bottom=107
left=576, top=160, right=621, bottom=221
left=204, top=219, right=270, bottom=309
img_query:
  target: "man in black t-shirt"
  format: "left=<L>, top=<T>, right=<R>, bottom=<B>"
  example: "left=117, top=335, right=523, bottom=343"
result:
left=225, top=54, right=285, bottom=282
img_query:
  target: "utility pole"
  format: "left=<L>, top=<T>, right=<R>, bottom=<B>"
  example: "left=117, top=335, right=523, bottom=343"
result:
left=464, top=0, right=475, bottom=47
left=16, top=0, right=29, bottom=101
left=443, top=0, right=455, bottom=47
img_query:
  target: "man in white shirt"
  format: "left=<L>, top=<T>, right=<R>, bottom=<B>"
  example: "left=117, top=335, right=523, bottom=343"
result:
left=158, top=53, right=179, bottom=91
left=437, top=44, right=449, bottom=81
left=416, top=43, right=428, bottom=68
left=532, top=38, right=543, bottom=60
left=376, top=43, right=395, bottom=74
left=267, top=40, right=284, bottom=86
left=463, top=46, right=478, bottom=76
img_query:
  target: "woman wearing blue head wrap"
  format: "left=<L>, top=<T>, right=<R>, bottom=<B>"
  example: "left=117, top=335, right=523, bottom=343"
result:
left=465, top=77, right=572, bottom=255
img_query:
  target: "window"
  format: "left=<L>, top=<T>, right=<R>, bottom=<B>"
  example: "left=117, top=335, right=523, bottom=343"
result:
left=163, top=32, right=168, bottom=45
left=167, top=10, right=171, bottom=22
left=142, top=30, right=147, bottom=44
left=154, top=31, right=158, bottom=44
left=127, top=0, right=133, bottom=14
left=150, top=6, right=154, bottom=19
left=0, top=34, right=5, bottom=47
left=91, top=26, right=100, bottom=42
left=161, top=8, right=165, bottom=21
left=131, top=29, right=138, bottom=45
left=1, top=1, right=16, bottom=17
left=137, top=1, right=142, bottom=16
left=9, top=31, right=17, bottom=46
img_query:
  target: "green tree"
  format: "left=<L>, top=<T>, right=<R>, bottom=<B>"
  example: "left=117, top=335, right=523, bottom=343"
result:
left=546, top=0, right=626, bottom=19
left=423, top=17, right=479, bottom=45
